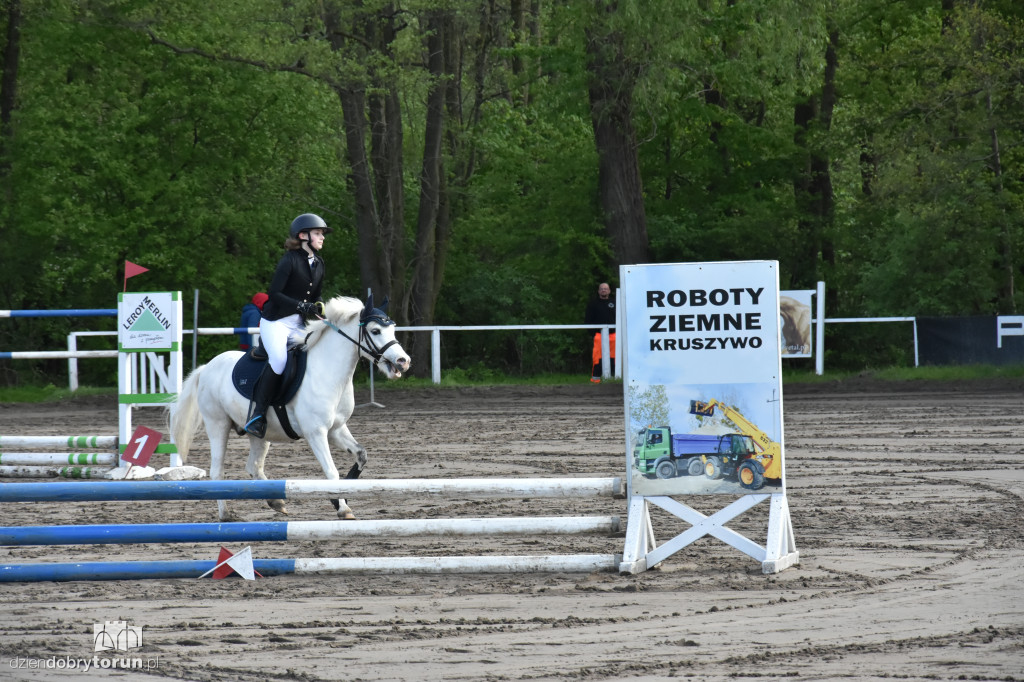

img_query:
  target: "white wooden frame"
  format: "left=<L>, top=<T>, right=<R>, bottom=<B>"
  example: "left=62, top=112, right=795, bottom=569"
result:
left=619, top=492, right=798, bottom=574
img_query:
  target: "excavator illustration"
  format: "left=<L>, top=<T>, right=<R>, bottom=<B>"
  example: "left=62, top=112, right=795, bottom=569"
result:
left=688, top=399, right=782, bottom=490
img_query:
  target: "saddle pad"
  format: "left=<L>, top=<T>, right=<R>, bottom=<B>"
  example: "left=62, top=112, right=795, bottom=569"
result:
left=231, top=348, right=307, bottom=405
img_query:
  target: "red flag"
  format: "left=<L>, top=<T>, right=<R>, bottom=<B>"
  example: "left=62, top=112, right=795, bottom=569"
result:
left=125, top=261, right=149, bottom=278
left=197, top=546, right=261, bottom=580
left=212, top=547, right=237, bottom=580
left=123, top=261, right=149, bottom=291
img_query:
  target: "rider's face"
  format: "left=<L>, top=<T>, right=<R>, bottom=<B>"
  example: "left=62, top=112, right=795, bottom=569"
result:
left=306, top=229, right=326, bottom=250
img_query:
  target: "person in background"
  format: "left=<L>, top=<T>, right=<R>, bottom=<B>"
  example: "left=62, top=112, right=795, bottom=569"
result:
left=584, top=282, right=616, bottom=383
left=244, top=213, right=332, bottom=438
left=238, top=292, right=268, bottom=351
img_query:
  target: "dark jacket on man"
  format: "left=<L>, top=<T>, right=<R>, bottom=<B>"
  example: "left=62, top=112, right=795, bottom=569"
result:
left=584, top=296, right=616, bottom=332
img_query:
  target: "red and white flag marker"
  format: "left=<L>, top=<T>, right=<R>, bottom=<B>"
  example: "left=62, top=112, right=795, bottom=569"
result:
left=198, top=546, right=261, bottom=580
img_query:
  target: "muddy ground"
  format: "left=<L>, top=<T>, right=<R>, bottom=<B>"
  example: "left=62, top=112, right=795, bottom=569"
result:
left=0, top=378, right=1022, bottom=681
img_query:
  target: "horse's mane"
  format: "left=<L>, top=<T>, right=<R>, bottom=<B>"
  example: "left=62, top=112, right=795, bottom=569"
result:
left=302, top=295, right=363, bottom=348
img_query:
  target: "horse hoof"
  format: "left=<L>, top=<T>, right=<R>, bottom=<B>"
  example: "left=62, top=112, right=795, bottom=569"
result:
left=339, top=510, right=356, bottom=520
left=267, top=499, right=288, bottom=514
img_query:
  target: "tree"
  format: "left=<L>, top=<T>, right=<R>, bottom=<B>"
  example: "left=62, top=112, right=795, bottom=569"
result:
left=840, top=0, right=1024, bottom=315
left=584, top=0, right=649, bottom=266
left=627, top=383, right=669, bottom=437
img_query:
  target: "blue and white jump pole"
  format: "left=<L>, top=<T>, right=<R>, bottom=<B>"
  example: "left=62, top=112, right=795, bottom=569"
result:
left=0, top=516, right=620, bottom=545
left=0, top=477, right=625, bottom=581
left=0, top=477, right=623, bottom=503
left=0, top=554, right=621, bottom=582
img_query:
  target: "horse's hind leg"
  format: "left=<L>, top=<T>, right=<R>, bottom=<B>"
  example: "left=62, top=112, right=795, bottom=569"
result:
left=245, top=438, right=285, bottom=514
left=206, top=420, right=236, bottom=522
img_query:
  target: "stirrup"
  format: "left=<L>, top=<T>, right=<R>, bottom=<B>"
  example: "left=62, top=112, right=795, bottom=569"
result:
left=244, top=415, right=267, bottom=439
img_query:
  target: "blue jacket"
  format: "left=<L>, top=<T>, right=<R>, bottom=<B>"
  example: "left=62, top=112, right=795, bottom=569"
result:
left=238, top=303, right=262, bottom=349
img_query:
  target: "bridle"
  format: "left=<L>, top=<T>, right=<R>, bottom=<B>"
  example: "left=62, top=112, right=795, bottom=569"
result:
left=319, top=313, right=400, bottom=366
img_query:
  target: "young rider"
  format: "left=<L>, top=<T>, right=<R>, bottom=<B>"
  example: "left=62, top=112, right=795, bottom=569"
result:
left=244, top=213, right=332, bottom=438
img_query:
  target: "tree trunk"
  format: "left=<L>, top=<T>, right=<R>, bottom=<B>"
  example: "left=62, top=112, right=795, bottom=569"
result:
left=325, top=3, right=409, bottom=318
left=0, top=0, right=21, bottom=180
left=792, top=20, right=838, bottom=287
left=408, top=10, right=454, bottom=373
left=366, top=9, right=407, bottom=319
left=585, top=1, right=649, bottom=267
left=335, top=85, right=387, bottom=299
left=988, top=93, right=1014, bottom=312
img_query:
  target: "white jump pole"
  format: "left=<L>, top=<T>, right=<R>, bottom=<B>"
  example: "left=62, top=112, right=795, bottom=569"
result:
left=294, top=554, right=621, bottom=574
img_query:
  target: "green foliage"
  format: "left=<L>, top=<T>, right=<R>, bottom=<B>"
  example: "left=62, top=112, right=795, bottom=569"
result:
left=2, top=0, right=1024, bottom=387
left=0, top=1, right=356, bottom=383
left=835, top=1, right=1024, bottom=316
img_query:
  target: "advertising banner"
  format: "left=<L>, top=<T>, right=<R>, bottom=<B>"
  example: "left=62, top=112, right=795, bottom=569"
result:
left=780, top=289, right=814, bottom=357
left=117, top=292, right=180, bottom=352
left=919, top=316, right=1024, bottom=365
left=622, top=261, right=786, bottom=496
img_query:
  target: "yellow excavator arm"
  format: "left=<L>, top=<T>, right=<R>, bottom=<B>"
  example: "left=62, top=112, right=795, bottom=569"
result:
left=689, top=399, right=782, bottom=480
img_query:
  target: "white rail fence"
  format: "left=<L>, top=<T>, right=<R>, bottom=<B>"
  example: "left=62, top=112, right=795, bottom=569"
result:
left=10, top=320, right=912, bottom=393
left=3, top=281, right=929, bottom=391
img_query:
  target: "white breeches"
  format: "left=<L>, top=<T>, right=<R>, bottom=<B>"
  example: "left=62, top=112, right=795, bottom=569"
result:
left=259, top=314, right=305, bottom=374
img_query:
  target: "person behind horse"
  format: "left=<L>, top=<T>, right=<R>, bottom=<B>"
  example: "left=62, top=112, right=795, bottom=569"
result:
left=238, top=292, right=268, bottom=350
left=584, top=282, right=616, bottom=383
left=244, top=213, right=332, bottom=439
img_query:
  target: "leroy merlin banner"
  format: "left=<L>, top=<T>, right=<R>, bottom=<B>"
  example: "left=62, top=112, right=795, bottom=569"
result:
left=621, top=261, right=786, bottom=497
left=118, top=292, right=180, bottom=351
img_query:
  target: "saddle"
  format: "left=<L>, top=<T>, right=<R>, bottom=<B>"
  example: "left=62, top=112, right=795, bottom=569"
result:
left=231, top=344, right=308, bottom=440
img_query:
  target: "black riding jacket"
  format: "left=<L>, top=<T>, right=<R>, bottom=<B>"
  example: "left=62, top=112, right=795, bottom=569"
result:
left=261, top=248, right=325, bottom=321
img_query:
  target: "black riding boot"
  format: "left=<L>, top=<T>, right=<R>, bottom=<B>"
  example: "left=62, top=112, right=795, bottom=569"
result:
left=244, top=366, right=283, bottom=438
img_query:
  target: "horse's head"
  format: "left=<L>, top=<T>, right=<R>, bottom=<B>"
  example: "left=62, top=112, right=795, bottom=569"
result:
left=359, top=294, right=410, bottom=379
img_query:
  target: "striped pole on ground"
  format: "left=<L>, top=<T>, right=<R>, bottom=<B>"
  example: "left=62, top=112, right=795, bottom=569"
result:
left=0, top=436, right=118, bottom=449
left=0, top=516, right=621, bottom=546
left=0, top=554, right=620, bottom=582
left=0, top=477, right=623, bottom=503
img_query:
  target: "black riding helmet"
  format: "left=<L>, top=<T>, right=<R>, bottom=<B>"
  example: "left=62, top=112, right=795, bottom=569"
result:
left=290, top=213, right=333, bottom=239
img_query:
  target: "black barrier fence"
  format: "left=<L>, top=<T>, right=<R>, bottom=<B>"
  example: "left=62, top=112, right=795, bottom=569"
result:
left=918, top=316, right=1024, bottom=366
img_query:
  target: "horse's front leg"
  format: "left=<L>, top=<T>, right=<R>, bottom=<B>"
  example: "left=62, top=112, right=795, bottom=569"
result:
left=303, top=427, right=357, bottom=519
left=326, top=423, right=367, bottom=520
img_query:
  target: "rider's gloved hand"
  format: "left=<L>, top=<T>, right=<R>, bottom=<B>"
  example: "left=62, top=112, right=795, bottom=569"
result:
left=296, top=301, right=317, bottom=317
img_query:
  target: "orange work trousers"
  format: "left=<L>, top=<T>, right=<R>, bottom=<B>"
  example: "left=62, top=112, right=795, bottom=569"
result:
left=591, top=332, right=617, bottom=367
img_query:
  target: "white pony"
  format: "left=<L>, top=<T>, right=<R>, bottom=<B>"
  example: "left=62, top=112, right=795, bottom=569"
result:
left=169, top=294, right=410, bottom=521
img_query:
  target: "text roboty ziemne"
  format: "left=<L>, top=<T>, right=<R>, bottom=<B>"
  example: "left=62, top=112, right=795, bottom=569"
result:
left=646, top=288, right=765, bottom=351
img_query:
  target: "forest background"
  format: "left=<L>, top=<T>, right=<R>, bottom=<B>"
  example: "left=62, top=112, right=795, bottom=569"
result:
left=1, top=0, right=1022, bottom=385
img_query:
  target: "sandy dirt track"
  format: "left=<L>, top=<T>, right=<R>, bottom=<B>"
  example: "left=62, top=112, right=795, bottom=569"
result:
left=0, top=378, right=1022, bottom=681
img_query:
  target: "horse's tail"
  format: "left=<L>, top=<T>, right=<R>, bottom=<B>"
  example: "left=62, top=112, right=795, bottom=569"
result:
left=168, top=364, right=204, bottom=466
